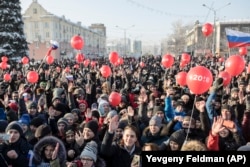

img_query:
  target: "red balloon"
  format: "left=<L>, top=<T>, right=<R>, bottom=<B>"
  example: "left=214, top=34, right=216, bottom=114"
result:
left=90, top=61, right=96, bottom=67
left=83, top=59, right=90, bottom=67
left=71, top=35, right=84, bottom=50
left=1, top=56, right=8, bottom=62
left=186, top=66, right=213, bottom=95
left=27, top=71, right=39, bottom=83
left=100, top=65, right=111, bottom=78
left=162, top=54, right=174, bottom=68
left=65, top=67, right=70, bottom=73
left=218, top=57, right=224, bottom=63
left=46, top=55, right=54, bottom=65
left=22, top=56, right=29, bottom=64
left=225, top=55, right=245, bottom=76
left=176, top=71, right=187, bottom=86
left=3, top=73, right=11, bottom=82
left=75, top=53, right=84, bottom=63
left=218, top=71, right=231, bottom=86
left=202, top=23, right=213, bottom=37
left=139, top=62, right=145, bottom=68
left=117, top=57, right=124, bottom=65
left=109, top=92, right=121, bottom=107
left=180, top=61, right=187, bottom=68
left=239, top=47, right=248, bottom=56
left=74, top=64, right=79, bottom=69
left=109, top=52, right=119, bottom=64
left=0, top=62, right=7, bottom=70
left=181, top=53, right=191, bottom=64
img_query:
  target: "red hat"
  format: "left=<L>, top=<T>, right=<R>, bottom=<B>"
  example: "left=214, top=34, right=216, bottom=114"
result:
left=78, top=100, right=88, bottom=108
left=8, top=102, right=18, bottom=112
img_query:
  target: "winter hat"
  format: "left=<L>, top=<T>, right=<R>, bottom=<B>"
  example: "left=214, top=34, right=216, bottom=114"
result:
left=65, top=126, right=75, bottom=136
left=149, top=115, right=162, bottom=128
left=153, top=105, right=164, bottom=115
left=57, top=118, right=69, bottom=127
left=0, top=108, right=6, bottom=120
left=107, top=110, right=118, bottom=119
left=78, top=100, right=88, bottom=108
left=18, top=114, right=31, bottom=126
left=80, top=141, right=98, bottom=162
left=71, top=108, right=81, bottom=115
left=0, top=120, right=8, bottom=133
left=27, top=101, right=37, bottom=109
left=84, top=120, right=99, bottom=136
left=52, top=96, right=61, bottom=102
left=30, top=117, right=44, bottom=128
left=231, top=87, right=239, bottom=93
left=64, top=113, right=74, bottom=120
left=98, top=99, right=109, bottom=117
left=35, top=124, right=51, bottom=139
left=53, top=103, right=66, bottom=114
left=53, top=88, right=64, bottom=98
left=169, top=130, right=186, bottom=146
left=8, top=102, right=18, bottom=112
left=6, top=121, right=23, bottom=136
left=91, top=110, right=100, bottom=120
left=118, top=121, right=127, bottom=130
left=176, top=100, right=184, bottom=107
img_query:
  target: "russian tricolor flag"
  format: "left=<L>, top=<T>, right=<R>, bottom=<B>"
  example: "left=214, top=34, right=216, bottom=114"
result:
left=225, top=28, right=250, bottom=48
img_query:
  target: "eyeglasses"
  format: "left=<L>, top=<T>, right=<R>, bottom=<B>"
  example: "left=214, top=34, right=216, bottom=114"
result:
left=81, top=158, right=93, bottom=162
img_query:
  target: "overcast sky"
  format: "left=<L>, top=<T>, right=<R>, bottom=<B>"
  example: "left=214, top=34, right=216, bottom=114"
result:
left=20, top=0, right=250, bottom=44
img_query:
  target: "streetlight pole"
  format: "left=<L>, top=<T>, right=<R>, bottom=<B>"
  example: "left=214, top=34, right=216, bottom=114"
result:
left=202, top=2, right=231, bottom=55
left=116, top=25, right=135, bottom=57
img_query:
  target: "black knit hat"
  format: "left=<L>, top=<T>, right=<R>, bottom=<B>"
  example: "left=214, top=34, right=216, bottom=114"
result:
left=0, top=120, right=8, bottom=133
left=5, top=121, right=23, bottom=136
left=169, top=131, right=186, bottom=147
left=30, top=117, right=44, bottom=128
left=91, top=110, right=100, bottom=121
left=84, top=120, right=99, bottom=136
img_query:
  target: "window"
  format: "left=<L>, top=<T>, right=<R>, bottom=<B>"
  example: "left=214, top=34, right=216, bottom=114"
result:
left=34, top=22, right=38, bottom=29
left=44, top=22, right=49, bottom=28
left=46, top=32, right=50, bottom=38
left=33, top=8, right=37, bottom=14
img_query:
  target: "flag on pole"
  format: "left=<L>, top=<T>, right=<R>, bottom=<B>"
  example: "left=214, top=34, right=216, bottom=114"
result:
left=225, top=28, right=250, bottom=48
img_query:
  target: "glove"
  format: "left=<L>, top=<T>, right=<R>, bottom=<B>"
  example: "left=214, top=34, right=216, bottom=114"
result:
left=212, top=78, right=224, bottom=91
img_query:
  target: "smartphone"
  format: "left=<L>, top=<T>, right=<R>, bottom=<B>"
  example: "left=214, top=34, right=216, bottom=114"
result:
left=66, top=75, right=74, bottom=81
left=131, top=154, right=141, bottom=166
left=222, top=120, right=235, bottom=129
left=0, top=134, right=10, bottom=141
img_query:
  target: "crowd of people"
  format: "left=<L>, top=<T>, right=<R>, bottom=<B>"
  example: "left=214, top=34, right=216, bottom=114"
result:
left=0, top=54, right=250, bottom=167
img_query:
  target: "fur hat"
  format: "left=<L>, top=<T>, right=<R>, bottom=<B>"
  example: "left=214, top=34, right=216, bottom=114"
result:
left=149, top=115, right=162, bottom=128
left=33, top=136, right=66, bottom=166
left=6, top=121, right=23, bottom=136
left=35, top=124, right=51, bottom=139
left=18, top=114, right=31, bottom=126
left=80, top=141, right=98, bottom=162
left=84, top=120, right=99, bottom=136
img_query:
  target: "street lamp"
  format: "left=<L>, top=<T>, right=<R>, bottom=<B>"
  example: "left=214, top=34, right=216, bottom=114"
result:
left=202, top=2, right=231, bottom=55
left=116, top=25, right=135, bottom=56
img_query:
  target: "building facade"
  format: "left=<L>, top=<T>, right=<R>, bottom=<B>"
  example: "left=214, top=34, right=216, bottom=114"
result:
left=22, top=0, right=106, bottom=60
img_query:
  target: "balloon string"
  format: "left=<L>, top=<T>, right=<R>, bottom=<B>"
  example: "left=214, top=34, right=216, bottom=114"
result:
left=182, top=95, right=197, bottom=146
left=37, top=47, right=53, bottom=72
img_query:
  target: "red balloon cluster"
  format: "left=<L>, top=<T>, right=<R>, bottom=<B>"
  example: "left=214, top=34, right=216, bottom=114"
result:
left=161, top=54, right=174, bottom=68
left=186, top=66, right=213, bottom=95
left=27, top=71, right=39, bottom=83
left=3, top=73, right=11, bottom=82
left=239, top=47, right=247, bottom=56
left=100, top=65, right=111, bottom=78
left=117, top=57, right=124, bottom=65
left=109, top=52, right=119, bottom=65
left=71, top=35, right=84, bottom=50
left=176, top=71, right=187, bottom=86
left=0, top=62, right=7, bottom=70
left=225, top=55, right=245, bottom=76
left=109, top=92, right=121, bottom=107
left=202, top=23, right=213, bottom=37
left=75, top=53, right=84, bottom=63
left=218, top=71, right=231, bottom=86
left=22, top=56, right=29, bottom=64
left=90, top=61, right=96, bottom=67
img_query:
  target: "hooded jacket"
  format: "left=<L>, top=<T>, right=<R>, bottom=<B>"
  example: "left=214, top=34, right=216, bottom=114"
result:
left=33, top=136, right=66, bottom=167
